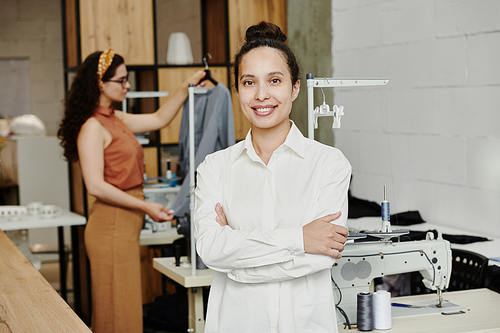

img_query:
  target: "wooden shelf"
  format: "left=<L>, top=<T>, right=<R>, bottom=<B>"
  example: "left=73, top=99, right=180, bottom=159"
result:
left=79, top=0, right=155, bottom=65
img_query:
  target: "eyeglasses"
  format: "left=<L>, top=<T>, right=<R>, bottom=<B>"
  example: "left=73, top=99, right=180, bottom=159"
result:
left=104, top=75, right=129, bottom=88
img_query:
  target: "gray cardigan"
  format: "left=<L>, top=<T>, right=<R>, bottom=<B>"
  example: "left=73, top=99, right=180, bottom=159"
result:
left=170, top=83, right=235, bottom=216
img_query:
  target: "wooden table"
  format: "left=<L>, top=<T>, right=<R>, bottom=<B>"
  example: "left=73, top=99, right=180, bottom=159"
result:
left=339, top=288, right=500, bottom=332
left=153, top=256, right=213, bottom=333
left=0, top=229, right=91, bottom=332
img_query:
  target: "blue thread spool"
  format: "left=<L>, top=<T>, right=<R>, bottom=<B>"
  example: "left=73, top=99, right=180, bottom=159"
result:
left=381, top=201, right=390, bottom=221
left=381, top=185, right=390, bottom=221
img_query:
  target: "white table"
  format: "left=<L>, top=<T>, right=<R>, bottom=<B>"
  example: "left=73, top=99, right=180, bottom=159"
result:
left=139, top=224, right=182, bottom=246
left=0, top=210, right=86, bottom=231
left=339, top=288, right=500, bottom=332
left=153, top=256, right=213, bottom=333
left=153, top=256, right=500, bottom=333
left=155, top=218, right=500, bottom=332
left=0, top=210, right=86, bottom=301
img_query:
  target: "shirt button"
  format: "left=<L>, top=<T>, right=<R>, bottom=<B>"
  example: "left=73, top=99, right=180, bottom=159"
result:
left=230, top=270, right=235, bottom=276
left=290, top=251, right=296, bottom=256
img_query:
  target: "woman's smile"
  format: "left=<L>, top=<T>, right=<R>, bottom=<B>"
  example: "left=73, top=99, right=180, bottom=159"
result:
left=252, top=105, right=276, bottom=116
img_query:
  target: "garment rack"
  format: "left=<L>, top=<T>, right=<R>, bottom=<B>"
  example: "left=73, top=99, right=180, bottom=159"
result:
left=306, top=73, right=388, bottom=140
left=188, top=84, right=208, bottom=276
left=121, top=91, right=169, bottom=114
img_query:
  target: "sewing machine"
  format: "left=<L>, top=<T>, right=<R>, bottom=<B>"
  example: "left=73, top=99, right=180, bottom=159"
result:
left=331, top=230, right=452, bottom=325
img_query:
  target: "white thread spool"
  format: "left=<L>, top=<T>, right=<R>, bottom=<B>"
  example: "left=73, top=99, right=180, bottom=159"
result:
left=373, top=290, right=392, bottom=330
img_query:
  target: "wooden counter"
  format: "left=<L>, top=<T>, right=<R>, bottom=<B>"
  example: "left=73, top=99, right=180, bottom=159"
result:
left=0, top=230, right=90, bottom=332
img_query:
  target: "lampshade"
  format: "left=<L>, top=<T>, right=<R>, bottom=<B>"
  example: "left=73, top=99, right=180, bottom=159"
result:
left=166, top=32, right=194, bottom=65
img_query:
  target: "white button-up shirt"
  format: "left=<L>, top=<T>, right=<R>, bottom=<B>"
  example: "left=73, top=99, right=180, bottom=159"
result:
left=194, top=122, right=351, bottom=333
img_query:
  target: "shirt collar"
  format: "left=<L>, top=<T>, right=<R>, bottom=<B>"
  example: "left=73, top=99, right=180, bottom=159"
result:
left=94, top=105, right=114, bottom=117
left=282, top=120, right=306, bottom=159
left=230, top=120, right=306, bottom=162
left=229, top=130, right=253, bottom=163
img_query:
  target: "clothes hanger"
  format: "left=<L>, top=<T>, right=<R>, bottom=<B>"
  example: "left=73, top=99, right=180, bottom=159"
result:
left=198, top=54, right=218, bottom=86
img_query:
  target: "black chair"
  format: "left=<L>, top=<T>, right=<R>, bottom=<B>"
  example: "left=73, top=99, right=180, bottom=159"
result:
left=411, top=248, right=488, bottom=294
left=448, top=248, right=488, bottom=291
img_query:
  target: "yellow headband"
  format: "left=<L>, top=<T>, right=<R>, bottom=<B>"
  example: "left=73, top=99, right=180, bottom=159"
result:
left=97, top=47, right=115, bottom=84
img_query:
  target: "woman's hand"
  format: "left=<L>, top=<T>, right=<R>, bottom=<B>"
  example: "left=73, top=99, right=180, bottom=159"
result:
left=144, top=202, right=174, bottom=222
left=302, top=212, right=348, bottom=259
left=215, top=202, right=228, bottom=226
left=120, top=70, right=208, bottom=134
left=183, top=70, right=207, bottom=88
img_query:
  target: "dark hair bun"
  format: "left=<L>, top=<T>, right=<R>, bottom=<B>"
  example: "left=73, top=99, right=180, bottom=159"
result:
left=245, top=21, right=287, bottom=43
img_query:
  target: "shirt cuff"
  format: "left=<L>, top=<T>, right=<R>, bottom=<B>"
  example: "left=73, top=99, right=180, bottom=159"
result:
left=277, top=226, right=304, bottom=256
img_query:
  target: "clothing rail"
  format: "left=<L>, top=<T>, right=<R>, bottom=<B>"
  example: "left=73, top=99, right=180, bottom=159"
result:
left=188, top=84, right=208, bottom=276
left=306, top=73, right=389, bottom=140
left=121, top=91, right=169, bottom=113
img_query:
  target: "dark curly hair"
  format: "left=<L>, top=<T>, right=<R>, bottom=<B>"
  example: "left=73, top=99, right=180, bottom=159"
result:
left=234, top=21, right=300, bottom=91
left=58, top=51, right=124, bottom=161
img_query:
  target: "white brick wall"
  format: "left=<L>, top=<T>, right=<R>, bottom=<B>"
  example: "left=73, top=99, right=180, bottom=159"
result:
left=332, top=0, right=500, bottom=237
left=0, top=0, right=64, bottom=136
left=435, top=0, right=500, bottom=37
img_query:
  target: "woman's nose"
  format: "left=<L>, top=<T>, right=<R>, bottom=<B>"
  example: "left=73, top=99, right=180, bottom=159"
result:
left=255, top=84, right=270, bottom=101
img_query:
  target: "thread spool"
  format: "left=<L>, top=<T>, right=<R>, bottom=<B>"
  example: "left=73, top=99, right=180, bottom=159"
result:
left=166, top=158, right=172, bottom=180
left=373, top=290, right=392, bottom=330
left=381, top=185, right=390, bottom=221
left=381, top=201, right=390, bottom=221
left=357, top=292, right=374, bottom=331
left=196, top=253, right=208, bottom=269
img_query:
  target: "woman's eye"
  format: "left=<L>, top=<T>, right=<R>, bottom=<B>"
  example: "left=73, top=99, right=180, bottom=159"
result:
left=243, top=80, right=254, bottom=86
left=271, top=78, right=281, bottom=84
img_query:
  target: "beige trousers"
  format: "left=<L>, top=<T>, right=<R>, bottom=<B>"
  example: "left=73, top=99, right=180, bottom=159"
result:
left=85, top=186, right=145, bottom=333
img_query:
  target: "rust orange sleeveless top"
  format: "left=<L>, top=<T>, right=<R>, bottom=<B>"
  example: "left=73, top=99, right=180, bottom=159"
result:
left=92, top=106, right=144, bottom=190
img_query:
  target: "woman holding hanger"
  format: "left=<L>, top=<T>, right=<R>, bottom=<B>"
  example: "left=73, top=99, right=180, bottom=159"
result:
left=58, top=49, right=205, bottom=332
left=194, top=22, right=352, bottom=332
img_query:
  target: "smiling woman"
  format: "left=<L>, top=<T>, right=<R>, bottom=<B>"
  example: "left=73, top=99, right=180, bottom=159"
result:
left=193, top=22, right=352, bottom=333
left=232, top=22, right=301, bottom=164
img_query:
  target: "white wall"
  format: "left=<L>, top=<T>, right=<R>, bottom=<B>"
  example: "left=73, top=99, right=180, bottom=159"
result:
left=16, top=136, right=69, bottom=209
left=1, top=0, right=68, bottom=256
left=332, top=0, right=500, bottom=237
left=0, top=59, right=31, bottom=118
left=0, top=0, right=65, bottom=136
